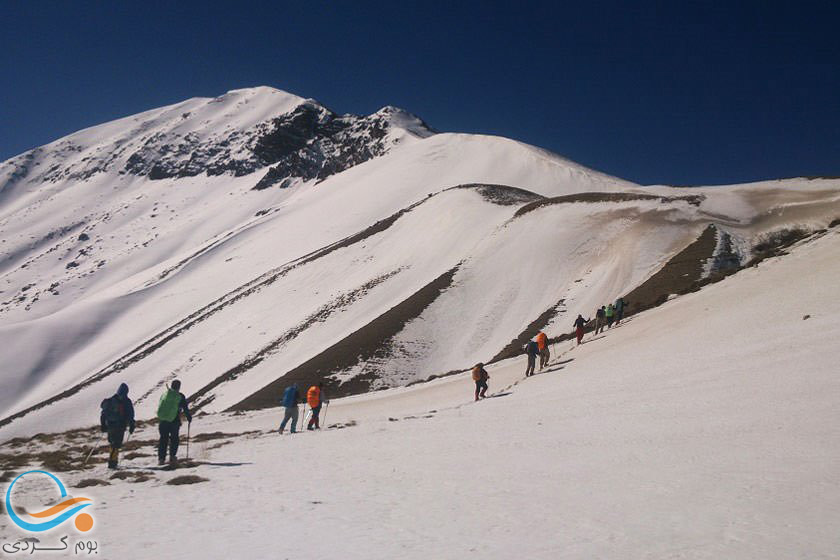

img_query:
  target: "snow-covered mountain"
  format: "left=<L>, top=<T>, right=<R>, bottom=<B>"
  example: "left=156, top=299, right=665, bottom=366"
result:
left=1, top=86, right=839, bottom=439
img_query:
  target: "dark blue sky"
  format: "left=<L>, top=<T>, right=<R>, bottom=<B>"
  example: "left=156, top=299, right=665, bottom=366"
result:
left=1, top=1, right=837, bottom=185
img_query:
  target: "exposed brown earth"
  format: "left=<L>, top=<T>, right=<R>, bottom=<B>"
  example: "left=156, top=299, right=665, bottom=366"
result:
left=514, top=192, right=704, bottom=218
left=621, top=224, right=719, bottom=314
left=190, top=270, right=404, bottom=409
left=0, top=182, right=526, bottom=429
left=167, top=475, right=209, bottom=485
left=490, top=299, right=566, bottom=363
left=230, top=266, right=460, bottom=411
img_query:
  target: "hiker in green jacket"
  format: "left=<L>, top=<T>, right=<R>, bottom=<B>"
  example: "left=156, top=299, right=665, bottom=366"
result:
left=157, top=379, right=192, bottom=466
left=605, top=303, right=616, bottom=329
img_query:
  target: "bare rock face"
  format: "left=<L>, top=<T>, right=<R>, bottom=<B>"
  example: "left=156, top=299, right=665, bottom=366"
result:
left=0, top=88, right=434, bottom=194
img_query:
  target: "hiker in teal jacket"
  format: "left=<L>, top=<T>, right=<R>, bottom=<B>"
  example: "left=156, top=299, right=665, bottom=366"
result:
left=157, top=379, right=192, bottom=466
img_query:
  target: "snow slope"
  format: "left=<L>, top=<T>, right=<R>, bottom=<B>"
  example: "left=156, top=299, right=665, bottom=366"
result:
left=1, top=87, right=839, bottom=442
left=3, top=226, right=838, bottom=559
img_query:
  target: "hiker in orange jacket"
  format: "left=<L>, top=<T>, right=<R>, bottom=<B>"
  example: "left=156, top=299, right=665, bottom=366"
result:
left=306, top=383, right=327, bottom=430
left=536, top=331, right=550, bottom=369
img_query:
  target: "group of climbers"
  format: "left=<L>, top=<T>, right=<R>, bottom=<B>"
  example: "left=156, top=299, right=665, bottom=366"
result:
left=99, top=379, right=191, bottom=469
left=519, top=296, right=631, bottom=382
left=278, top=382, right=327, bottom=434
left=593, top=297, right=628, bottom=336
left=578, top=297, right=629, bottom=344
left=97, top=378, right=326, bottom=468
left=95, top=296, right=630, bottom=467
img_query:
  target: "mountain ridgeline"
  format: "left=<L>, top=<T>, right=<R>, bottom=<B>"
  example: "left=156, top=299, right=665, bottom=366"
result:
left=0, top=86, right=838, bottom=437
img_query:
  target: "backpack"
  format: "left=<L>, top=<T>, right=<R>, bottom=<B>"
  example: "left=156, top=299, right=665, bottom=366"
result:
left=101, top=396, right=125, bottom=426
left=157, top=389, right=181, bottom=422
left=472, top=368, right=481, bottom=381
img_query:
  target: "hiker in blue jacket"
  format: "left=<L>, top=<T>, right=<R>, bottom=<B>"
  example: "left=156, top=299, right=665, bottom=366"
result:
left=279, top=383, right=302, bottom=434
left=524, top=340, right=540, bottom=377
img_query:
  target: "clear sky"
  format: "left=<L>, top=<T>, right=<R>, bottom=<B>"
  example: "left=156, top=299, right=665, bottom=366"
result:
left=1, top=0, right=837, bottom=185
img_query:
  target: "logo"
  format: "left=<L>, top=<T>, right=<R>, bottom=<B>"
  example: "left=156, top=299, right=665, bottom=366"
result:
left=5, top=471, right=94, bottom=533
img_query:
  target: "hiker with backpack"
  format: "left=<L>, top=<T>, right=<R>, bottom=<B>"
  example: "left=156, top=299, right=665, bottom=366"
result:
left=524, top=339, right=539, bottom=377
left=573, top=314, right=590, bottom=345
left=306, top=383, right=327, bottom=430
left=536, top=331, right=550, bottom=370
left=278, top=382, right=302, bottom=434
left=472, top=363, right=489, bottom=401
left=605, top=303, right=615, bottom=328
left=614, top=297, right=627, bottom=325
left=100, top=383, right=135, bottom=469
left=156, top=379, right=192, bottom=466
left=595, top=306, right=606, bottom=334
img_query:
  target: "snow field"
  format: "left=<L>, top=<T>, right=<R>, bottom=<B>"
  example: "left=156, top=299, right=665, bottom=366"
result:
left=10, top=228, right=836, bottom=559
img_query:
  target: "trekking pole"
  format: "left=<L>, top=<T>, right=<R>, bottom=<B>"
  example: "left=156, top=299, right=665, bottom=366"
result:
left=322, top=401, right=329, bottom=429
left=186, top=422, right=191, bottom=461
left=82, top=433, right=107, bottom=467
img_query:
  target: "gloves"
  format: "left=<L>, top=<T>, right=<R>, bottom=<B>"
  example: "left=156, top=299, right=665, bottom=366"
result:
left=128, top=421, right=135, bottom=434
left=100, top=422, right=107, bottom=433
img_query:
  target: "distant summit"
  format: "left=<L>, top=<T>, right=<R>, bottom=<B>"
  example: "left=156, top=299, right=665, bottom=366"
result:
left=0, top=86, right=435, bottom=195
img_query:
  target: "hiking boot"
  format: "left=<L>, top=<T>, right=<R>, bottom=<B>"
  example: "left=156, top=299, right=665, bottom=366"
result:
left=158, top=458, right=166, bottom=466
left=169, top=456, right=178, bottom=467
left=107, top=460, right=117, bottom=469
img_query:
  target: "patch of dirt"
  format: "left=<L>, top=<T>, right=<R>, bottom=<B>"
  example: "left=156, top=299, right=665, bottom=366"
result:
left=167, top=475, right=209, bottom=485
left=189, top=430, right=259, bottom=443
left=75, top=479, right=111, bottom=488
left=123, top=452, right=152, bottom=460
left=447, top=183, right=544, bottom=206
left=745, top=226, right=812, bottom=267
left=121, top=439, right=158, bottom=452
left=191, top=270, right=403, bottom=408
left=513, top=192, right=704, bottom=218
left=0, top=453, right=31, bottom=472
left=622, top=224, right=719, bottom=314
left=230, top=266, right=460, bottom=411
left=109, top=470, right=154, bottom=483
left=0, top=195, right=437, bottom=429
left=490, top=299, right=565, bottom=363
left=37, top=450, right=79, bottom=473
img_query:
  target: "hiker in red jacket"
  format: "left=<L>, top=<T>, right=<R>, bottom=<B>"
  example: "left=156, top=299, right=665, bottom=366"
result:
left=573, top=314, right=590, bottom=345
left=536, top=331, right=550, bottom=370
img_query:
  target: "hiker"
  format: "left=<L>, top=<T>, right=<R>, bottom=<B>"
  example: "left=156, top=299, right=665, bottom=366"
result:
left=472, top=363, right=489, bottom=401
left=156, top=379, right=192, bottom=466
left=573, top=314, right=590, bottom=345
left=279, top=383, right=301, bottom=434
left=614, top=297, right=627, bottom=325
left=306, top=383, right=327, bottom=430
left=100, top=383, right=135, bottom=469
left=536, top=331, right=550, bottom=370
left=524, top=339, right=539, bottom=377
left=605, top=303, right=615, bottom=328
left=595, top=306, right=606, bottom=334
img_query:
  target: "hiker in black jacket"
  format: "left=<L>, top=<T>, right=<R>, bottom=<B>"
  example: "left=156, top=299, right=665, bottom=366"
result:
left=100, top=383, right=135, bottom=469
left=573, top=314, right=590, bottom=345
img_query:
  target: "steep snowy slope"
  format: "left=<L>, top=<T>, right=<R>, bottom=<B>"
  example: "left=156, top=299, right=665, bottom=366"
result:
left=1, top=87, right=839, bottom=440
left=3, top=227, right=838, bottom=559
